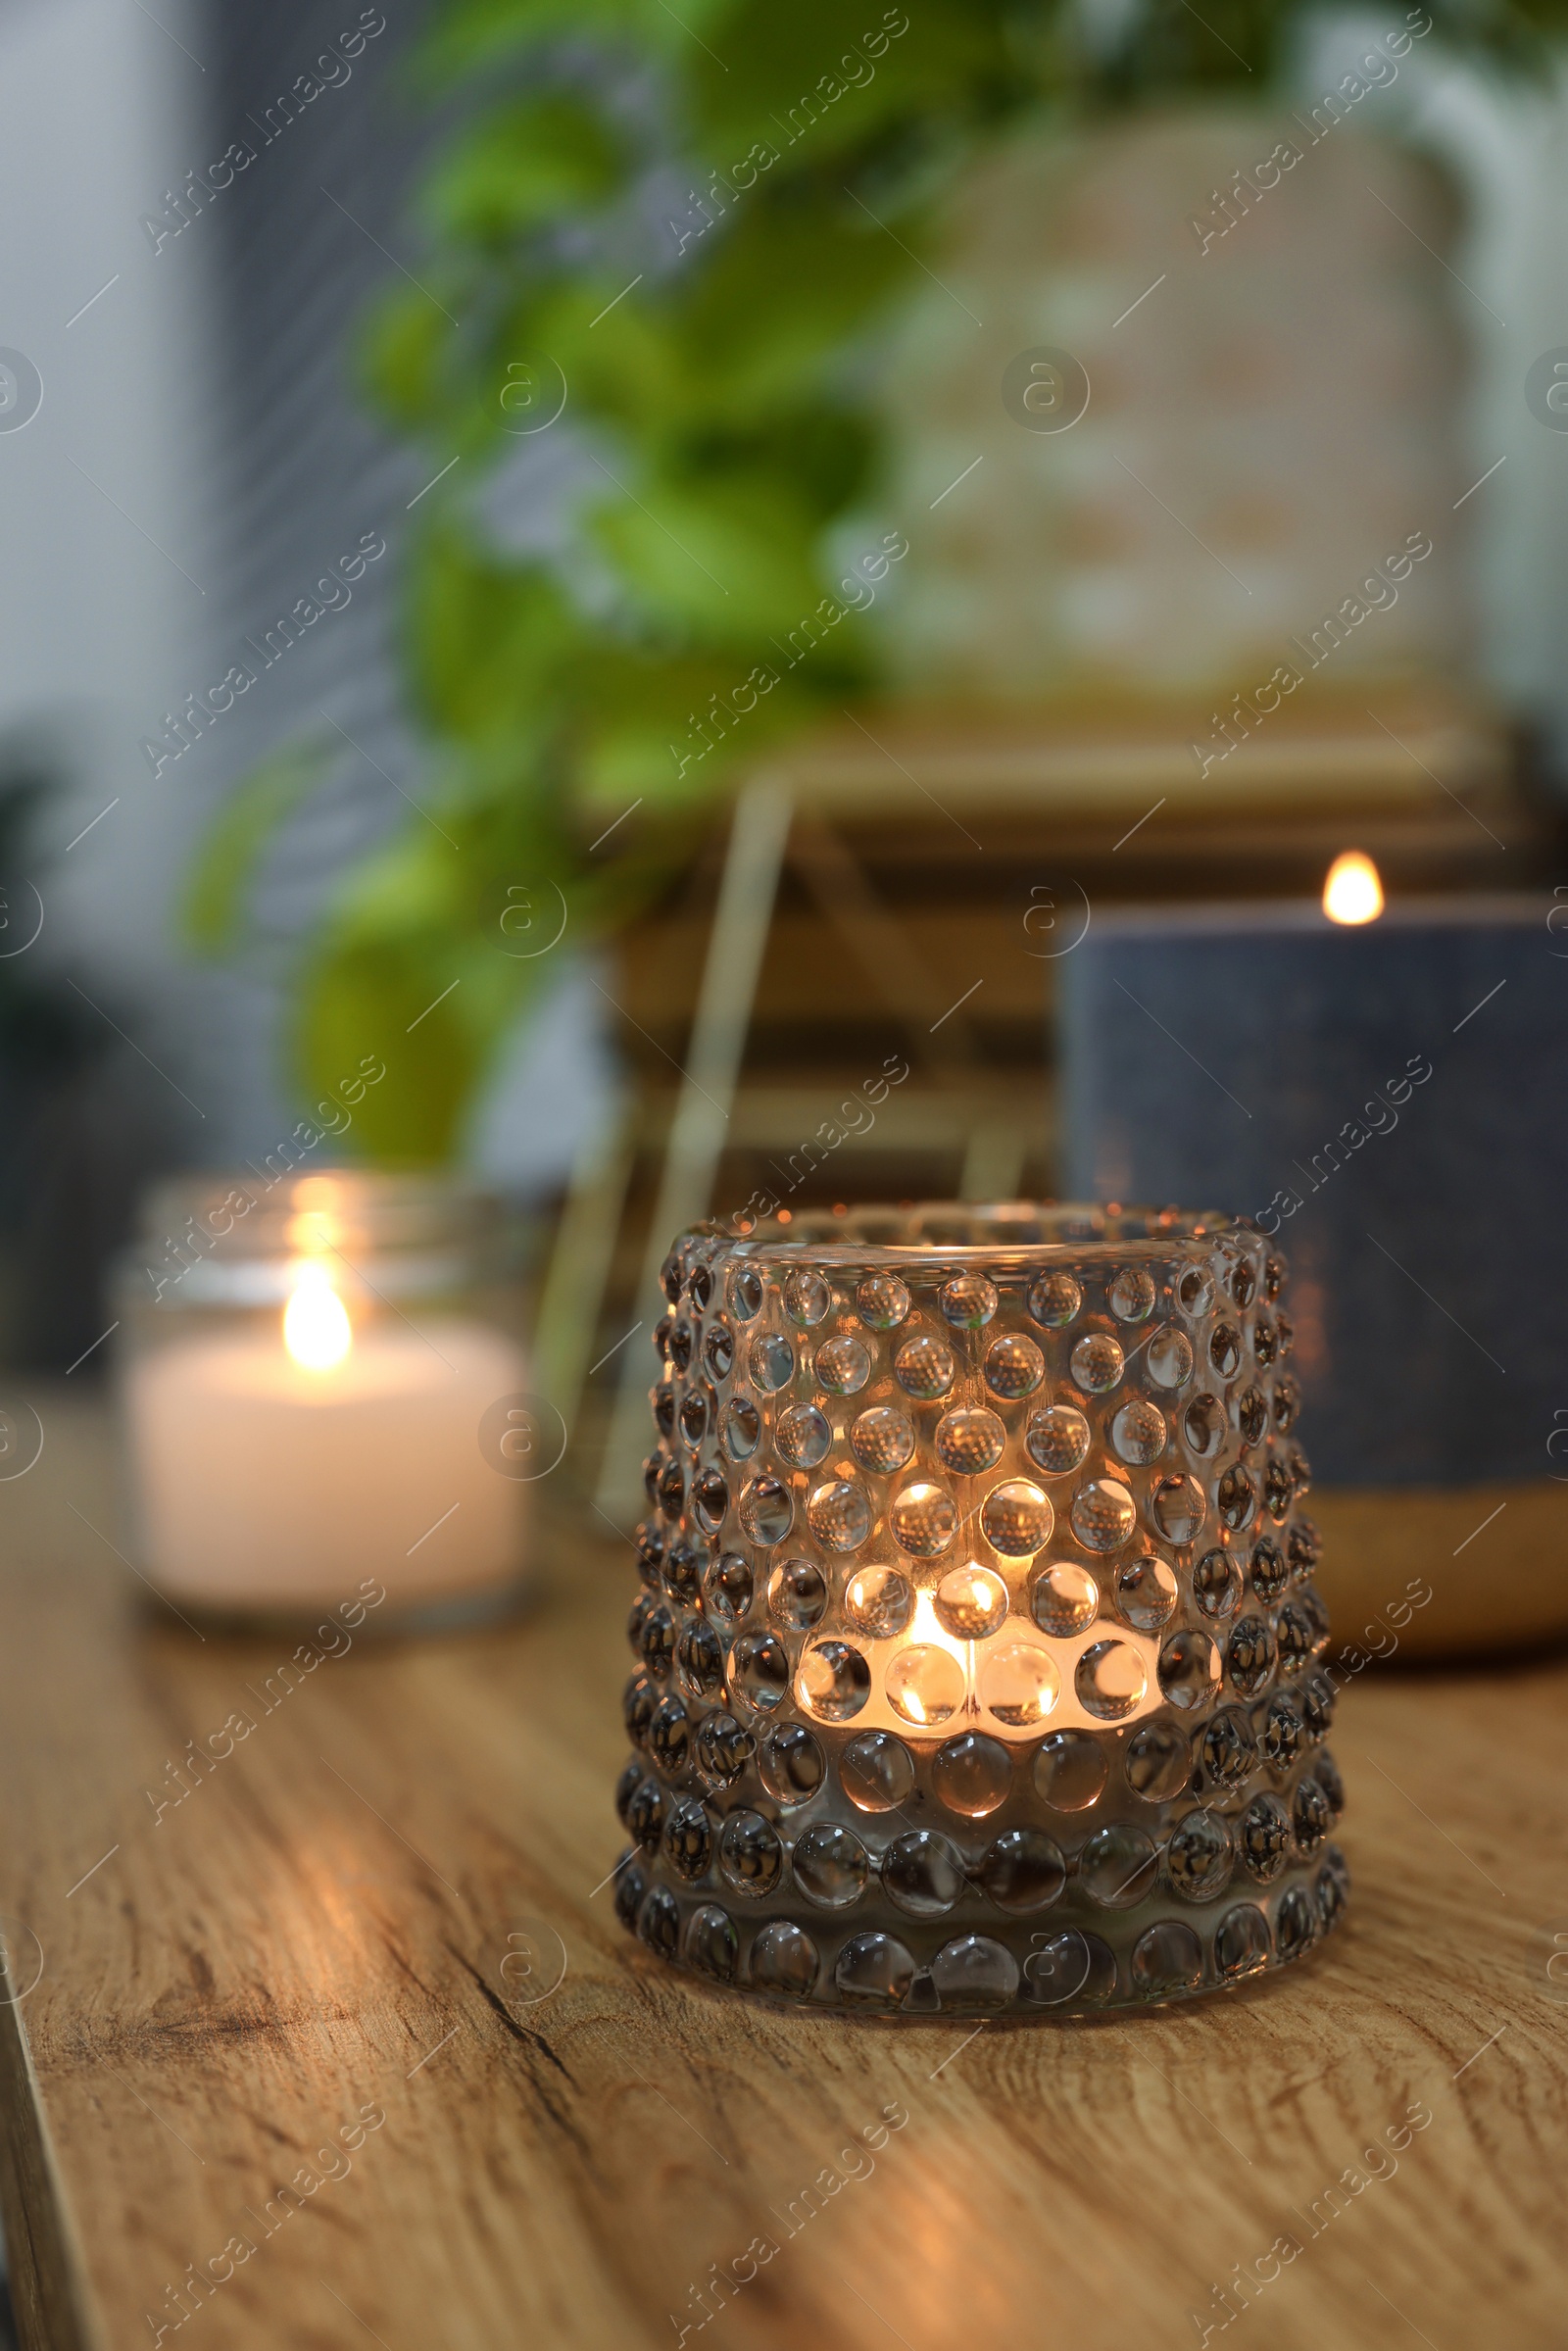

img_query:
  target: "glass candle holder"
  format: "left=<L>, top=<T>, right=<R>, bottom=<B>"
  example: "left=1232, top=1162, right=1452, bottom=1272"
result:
left=613, top=1204, right=1348, bottom=2015
left=117, top=1171, right=542, bottom=1632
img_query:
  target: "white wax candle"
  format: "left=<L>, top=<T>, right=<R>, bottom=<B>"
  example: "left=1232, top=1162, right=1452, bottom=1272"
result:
left=125, top=1316, right=529, bottom=1609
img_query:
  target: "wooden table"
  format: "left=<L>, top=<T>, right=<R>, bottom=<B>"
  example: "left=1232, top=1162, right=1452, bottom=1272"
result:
left=1, top=1400, right=1563, bottom=2351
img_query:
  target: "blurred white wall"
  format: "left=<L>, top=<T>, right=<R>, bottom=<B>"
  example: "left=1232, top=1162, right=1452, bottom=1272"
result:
left=0, top=0, right=218, bottom=974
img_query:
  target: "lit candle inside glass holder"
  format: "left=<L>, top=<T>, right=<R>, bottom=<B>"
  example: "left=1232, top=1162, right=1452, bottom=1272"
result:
left=118, top=1174, right=538, bottom=1627
left=612, top=1204, right=1348, bottom=2018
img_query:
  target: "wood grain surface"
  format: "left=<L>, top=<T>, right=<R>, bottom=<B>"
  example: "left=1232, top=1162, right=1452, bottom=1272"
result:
left=1313, top=1477, right=1568, bottom=1656
left=0, top=1398, right=1563, bottom=2351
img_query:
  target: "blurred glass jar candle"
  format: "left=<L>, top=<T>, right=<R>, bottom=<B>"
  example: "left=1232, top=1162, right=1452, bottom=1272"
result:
left=116, top=1172, right=544, bottom=1628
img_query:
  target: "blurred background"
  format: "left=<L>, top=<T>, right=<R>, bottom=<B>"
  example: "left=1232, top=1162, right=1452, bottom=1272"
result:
left=3, top=0, right=1568, bottom=1529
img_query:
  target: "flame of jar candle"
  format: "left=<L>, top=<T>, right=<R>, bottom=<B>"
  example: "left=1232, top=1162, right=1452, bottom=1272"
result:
left=1322, top=850, right=1384, bottom=925
left=282, top=1265, right=352, bottom=1372
left=910, top=1588, right=967, bottom=1657
left=882, top=1591, right=973, bottom=1730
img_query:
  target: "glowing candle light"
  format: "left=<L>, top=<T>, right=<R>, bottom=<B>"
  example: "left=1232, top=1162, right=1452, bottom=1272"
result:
left=1322, top=850, right=1384, bottom=925
left=281, top=1262, right=353, bottom=1373
left=120, top=1175, right=533, bottom=1621
left=614, top=1206, right=1348, bottom=2015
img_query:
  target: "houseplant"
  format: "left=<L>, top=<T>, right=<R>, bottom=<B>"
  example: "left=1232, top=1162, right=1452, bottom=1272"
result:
left=189, top=0, right=1565, bottom=1161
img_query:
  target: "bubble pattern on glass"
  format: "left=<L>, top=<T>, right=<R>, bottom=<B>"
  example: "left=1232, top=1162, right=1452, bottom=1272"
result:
left=613, top=1210, right=1344, bottom=2016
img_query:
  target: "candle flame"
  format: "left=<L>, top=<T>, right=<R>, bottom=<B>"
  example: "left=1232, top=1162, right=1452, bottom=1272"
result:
left=910, top=1588, right=969, bottom=1660
left=282, top=1264, right=352, bottom=1372
left=1323, top=850, right=1384, bottom=925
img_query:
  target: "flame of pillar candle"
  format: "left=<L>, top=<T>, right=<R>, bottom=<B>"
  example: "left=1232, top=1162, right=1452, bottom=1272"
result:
left=282, top=1264, right=353, bottom=1373
left=1322, top=850, right=1384, bottom=925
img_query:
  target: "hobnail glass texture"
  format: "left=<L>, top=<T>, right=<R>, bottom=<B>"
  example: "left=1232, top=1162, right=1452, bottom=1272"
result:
left=612, top=1204, right=1347, bottom=2017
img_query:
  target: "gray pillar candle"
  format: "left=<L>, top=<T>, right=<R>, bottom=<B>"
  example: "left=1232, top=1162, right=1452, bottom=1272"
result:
left=1059, top=898, right=1560, bottom=1490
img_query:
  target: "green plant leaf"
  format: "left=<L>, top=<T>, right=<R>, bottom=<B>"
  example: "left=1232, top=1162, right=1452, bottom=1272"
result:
left=674, top=191, right=913, bottom=412
left=422, top=92, right=631, bottom=246
left=296, top=936, right=481, bottom=1162
left=404, top=530, right=579, bottom=742
left=361, top=287, right=457, bottom=430
left=182, top=740, right=331, bottom=956
left=689, top=0, right=1010, bottom=171
left=587, top=466, right=837, bottom=645
left=414, top=0, right=695, bottom=89
left=511, top=280, right=692, bottom=438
